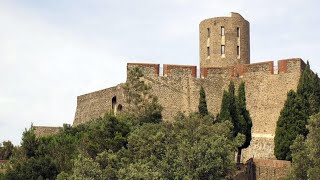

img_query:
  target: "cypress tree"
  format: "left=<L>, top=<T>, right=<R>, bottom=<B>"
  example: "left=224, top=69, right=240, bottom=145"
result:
left=236, top=82, right=252, bottom=164
left=297, top=62, right=320, bottom=116
left=274, top=90, right=309, bottom=160
left=228, top=81, right=240, bottom=137
left=274, top=62, right=320, bottom=160
left=219, top=81, right=240, bottom=137
left=237, top=82, right=252, bottom=149
left=198, top=86, right=208, bottom=116
left=219, top=90, right=231, bottom=122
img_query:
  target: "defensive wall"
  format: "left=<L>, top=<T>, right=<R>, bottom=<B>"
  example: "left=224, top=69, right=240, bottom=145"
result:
left=33, top=126, right=62, bottom=137
left=73, top=58, right=305, bottom=161
left=236, top=158, right=291, bottom=180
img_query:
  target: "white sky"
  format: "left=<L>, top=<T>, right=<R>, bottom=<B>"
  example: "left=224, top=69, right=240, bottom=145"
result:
left=1, top=0, right=320, bottom=145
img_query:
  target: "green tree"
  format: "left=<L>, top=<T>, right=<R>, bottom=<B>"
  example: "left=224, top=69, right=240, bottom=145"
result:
left=0, top=141, right=14, bottom=160
left=236, top=82, right=252, bottom=164
left=56, top=154, right=104, bottom=180
left=123, top=67, right=163, bottom=124
left=21, top=125, right=39, bottom=158
left=122, top=114, right=242, bottom=179
left=289, top=135, right=309, bottom=179
left=78, top=114, right=130, bottom=158
left=198, top=86, right=209, bottom=116
left=219, top=90, right=231, bottom=122
left=219, top=81, right=240, bottom=137
left=297, top=61, right=320, bottom=116
left=289, top=113, right=320, bottom=180
left=274, top=90, right=309, bottom=160
left=5, top=156, right=58, bottom=180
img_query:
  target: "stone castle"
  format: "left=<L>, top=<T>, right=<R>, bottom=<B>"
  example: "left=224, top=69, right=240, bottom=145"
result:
left=36, top=12, right=307, bottom=163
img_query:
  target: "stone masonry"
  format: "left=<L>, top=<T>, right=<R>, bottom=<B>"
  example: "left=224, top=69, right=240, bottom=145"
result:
left=73, top=58, right=305, bottom=161
left=36, top=12, right=309, bottom=164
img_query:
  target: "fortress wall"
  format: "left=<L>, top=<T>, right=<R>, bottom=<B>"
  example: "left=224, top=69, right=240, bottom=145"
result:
left=127, top=63, right=160, bottom=78
left=240, top=59, right=304, bottom=160
left=253, top=159, right=291, bottom=180
left=143, top=76, right=191, bottom=121
left=73, top=85, right=126, bottom=126
left=34, top=126, right=61, bottom=137
left=73, top=59, right=305, bottom=161
left=163, top=64, right=197, bottom=78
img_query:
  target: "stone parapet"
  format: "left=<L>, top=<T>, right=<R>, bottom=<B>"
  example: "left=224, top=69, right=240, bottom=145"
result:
left=163, top=64, right=197, bottom=78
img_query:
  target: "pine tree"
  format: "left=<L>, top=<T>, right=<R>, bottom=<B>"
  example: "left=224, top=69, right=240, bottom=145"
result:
left=198, top=86, right=208, bottom=116
left=274, top=90, right=309, bottom=160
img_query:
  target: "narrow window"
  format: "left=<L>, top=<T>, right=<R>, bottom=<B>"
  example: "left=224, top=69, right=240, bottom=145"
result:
left=207, top=47, right=210, bottom=56
left=221, top=45, right=225, bottom=55
left=237, top=46, right=240, bottom=56
left=237, top=27, right=240, bottom=37
left=112, top=96, right=117, bottom=109
left=221, top=26, right=225, bottom=36
left=117, top=104, right=123, bottom=112
left=207, top=28, right=210, bottom=37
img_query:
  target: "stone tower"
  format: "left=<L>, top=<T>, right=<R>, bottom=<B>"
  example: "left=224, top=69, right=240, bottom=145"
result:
left=199, top=12, right=250, bottom=68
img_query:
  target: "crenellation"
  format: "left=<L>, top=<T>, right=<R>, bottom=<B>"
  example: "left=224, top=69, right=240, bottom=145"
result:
left=278, top=58, right=304, bottom=74
left=244, top=61, right=274, bottom=75
left=34, top=126, right=62, bottom=137
left=163, top=64, right=197, bottom=78
left=127, top=63, right=160, bottom=78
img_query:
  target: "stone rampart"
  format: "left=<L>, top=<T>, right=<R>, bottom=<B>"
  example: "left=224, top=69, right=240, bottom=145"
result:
left=127, top=63, right=160, bottom=78
left=253, top=159, right=291, bottom=180
left=33, top=126, right=62, bottom=137
left=163, top=64, right=197, bottom=78
left=73, top=58, right=306, bottom=161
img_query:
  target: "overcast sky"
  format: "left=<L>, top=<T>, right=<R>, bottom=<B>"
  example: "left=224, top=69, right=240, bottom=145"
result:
left=1, top=0, right=319, bottom=145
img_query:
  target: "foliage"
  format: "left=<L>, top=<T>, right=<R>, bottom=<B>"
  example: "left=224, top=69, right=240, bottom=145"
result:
left=219, top=81, right=240, bottom=137
left=56, top=154, right=104, bottom=180
left=288, top=113, right=320, bottom=180
left=3, top=75, right=246, bottom=179
left=120, top=114, right=242, bottom=179
left=123, top=67, right=163, bottom=124
left=237, top=82, right=252, bottom=149
left=274, top=90, right=309, bottom=160
left=78, top=114, right=130, bottom=158
left=218, top=81, right=252, bottom=164
left=5, top=156, right=58, bottom=180
left=198, top=86, right=209, bottom=116
left=297, top=62, right=320, bottom=116
left=2, top=114, right=130, bottom=180
left=0, top=141, right=14, bottom=160
left=275, top=63, right=320, bottom=160
left=21, top=125, right=39, bottom=158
